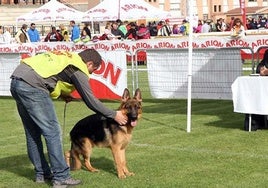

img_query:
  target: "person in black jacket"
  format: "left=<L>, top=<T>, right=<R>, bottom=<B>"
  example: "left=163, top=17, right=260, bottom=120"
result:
left=257, top=49, right=268, bottom=75
left=125, top=22, right=137, bottom=40
left=111, top=22, right=125, bottom=39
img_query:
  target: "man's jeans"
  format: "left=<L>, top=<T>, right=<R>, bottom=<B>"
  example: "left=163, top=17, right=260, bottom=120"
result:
left=10, top=78, right=70, bottom=181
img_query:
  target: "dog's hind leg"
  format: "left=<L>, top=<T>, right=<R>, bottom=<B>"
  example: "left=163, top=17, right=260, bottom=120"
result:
left=83, top=139, right=99, bottom=172
left=64, top=150, right=71, bottom=167
left=70, top=148, right=82, bottom=170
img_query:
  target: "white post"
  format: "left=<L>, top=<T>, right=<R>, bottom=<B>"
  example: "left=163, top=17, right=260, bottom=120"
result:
left=187, top=0, right=194, bottom=133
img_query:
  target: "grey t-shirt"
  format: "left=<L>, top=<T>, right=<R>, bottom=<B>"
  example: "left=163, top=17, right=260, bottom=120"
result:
left=11, top=63, right=116, bottom=119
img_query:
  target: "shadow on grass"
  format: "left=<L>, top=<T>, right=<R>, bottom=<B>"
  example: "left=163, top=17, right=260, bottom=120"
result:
left=0, top=154, right=118, bottom=180
left=81, top=156, right=117, bottom=176
left=0, top=154, right=34, bottom=181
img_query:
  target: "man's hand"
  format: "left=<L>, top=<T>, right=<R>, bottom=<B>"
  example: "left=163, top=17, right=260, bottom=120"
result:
left=114, top=111, right=128, bottom=125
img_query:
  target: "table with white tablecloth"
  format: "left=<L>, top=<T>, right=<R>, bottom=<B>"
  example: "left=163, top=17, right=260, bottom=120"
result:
left=232, top=76, right=268, bottom=131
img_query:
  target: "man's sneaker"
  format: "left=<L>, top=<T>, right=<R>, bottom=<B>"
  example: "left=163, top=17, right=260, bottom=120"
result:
left=53, top=177, right=81, bottom=188
left=35, top=175, right=52, bottom=183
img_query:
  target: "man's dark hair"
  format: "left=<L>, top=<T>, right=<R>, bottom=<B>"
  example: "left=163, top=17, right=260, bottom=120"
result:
left=78, top=49, right=102, bottom=67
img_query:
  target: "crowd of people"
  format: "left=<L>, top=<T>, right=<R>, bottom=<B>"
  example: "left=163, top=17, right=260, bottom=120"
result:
left=1, top=16, right=268, bottom=45
left=0, top=20, right=92, bottom=44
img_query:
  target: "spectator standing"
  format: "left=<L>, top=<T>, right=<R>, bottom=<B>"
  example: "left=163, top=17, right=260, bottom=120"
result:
left=159, top=20, right=171, bottom=36
left=111, top=22, right=125, bottom=39
left=229, top=17, right=235, bottom=30
left=0, top=26, right=6, bottom=44
left=201, top=20, right=211, bottom=33
left=148, top=21, right=158, bottom=36
left=125, top=22, right=137, bottom=40
left=194, top=20, right=203, bottom=33
left=245, top=18, right=251, bottom=30
left=215, top=19, right=222, bottom=32
left=136, top=23, right=150, bottom=39
left=3, top=26, right=12, bottom=44
left=70, top=20, right=80, bottom=43
left=230, top=18, right=246, bottom=38
left=59, top=24, right=70, bottom=42
left=44, top=26, right=63, bottom=42
left=181, top=19, right=190, bottom=35
left=172, top=24, right=179, bottom=34
left=99, top=22, right=115, bottom=40
left=258, top=16, right=267, bottom=29
left=15, top=24, right=30, bottom=44
left=27, top=23, right=40, bottom=42
left=0, top=26, right=12, bottom=44
left=221, top=19, right=227, bottom=31
left=81, top=23, right=91, bottom=40
left=164, top=19, right=172, bottom=35
left=248, top=18, right=258, bottom=30
left=116, top=19, right=128, bottom=36
left=80, top=29, right=90, bottom=43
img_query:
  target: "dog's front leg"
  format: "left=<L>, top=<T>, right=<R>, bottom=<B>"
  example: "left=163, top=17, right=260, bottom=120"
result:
left=111, top=146, right=126, bottom=179
left=121, top=149, right=134, bottom=177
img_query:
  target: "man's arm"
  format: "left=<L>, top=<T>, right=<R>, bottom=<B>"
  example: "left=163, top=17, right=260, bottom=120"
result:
left=70, top=71, right=116, bottom=119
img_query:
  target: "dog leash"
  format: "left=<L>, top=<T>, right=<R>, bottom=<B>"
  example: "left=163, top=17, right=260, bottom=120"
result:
left=62, top=101, right=67, bottom=149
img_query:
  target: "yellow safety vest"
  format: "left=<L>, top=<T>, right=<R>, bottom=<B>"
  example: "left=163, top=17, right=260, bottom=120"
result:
left=22, top=51, right=89, bottom=99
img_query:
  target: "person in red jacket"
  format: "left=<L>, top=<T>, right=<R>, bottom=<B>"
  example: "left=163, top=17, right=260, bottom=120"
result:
left=136, top=23, right=150, bottom=39
left=44, top=26, right=63, bottom=42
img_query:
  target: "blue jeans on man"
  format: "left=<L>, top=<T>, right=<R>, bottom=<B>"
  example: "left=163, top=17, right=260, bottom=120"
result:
left=10, top=78, right=70, bottom=182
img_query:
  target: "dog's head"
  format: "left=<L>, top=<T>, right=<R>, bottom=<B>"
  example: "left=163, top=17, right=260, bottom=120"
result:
left=120, top=88, right=142, bottom=127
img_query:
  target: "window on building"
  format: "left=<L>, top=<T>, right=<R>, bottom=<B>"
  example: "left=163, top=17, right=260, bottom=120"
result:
left=214, top=5, right=217, bottom=12
left=219, top=5, right=221, bottom=12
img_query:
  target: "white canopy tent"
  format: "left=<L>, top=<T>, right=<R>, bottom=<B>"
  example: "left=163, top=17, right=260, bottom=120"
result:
left=16, top=0, right=84, bottom=23
left=82, top=0, right=172, bottom=21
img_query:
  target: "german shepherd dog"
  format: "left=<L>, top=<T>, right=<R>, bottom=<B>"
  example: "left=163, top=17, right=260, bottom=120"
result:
left=65, top=88, right=142, bottom=179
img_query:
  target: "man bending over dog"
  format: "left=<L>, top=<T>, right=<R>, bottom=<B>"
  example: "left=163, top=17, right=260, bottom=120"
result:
left=10, top=49, right=127, bottom=187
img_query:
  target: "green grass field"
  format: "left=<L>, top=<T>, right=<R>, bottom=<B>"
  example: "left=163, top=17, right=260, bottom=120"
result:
left=0, top=95, right=267, bottom=188
left=0, top=58, right=266, bottom=188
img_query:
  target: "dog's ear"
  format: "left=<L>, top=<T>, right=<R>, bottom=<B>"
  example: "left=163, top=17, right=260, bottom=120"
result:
left=134, top=88, right=142, bottom=102
left=122, top=88, right=131, bottom=102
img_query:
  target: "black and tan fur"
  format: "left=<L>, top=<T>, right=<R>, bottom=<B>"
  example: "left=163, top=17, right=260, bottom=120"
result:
left=65, top=88, right=142, bottom=179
